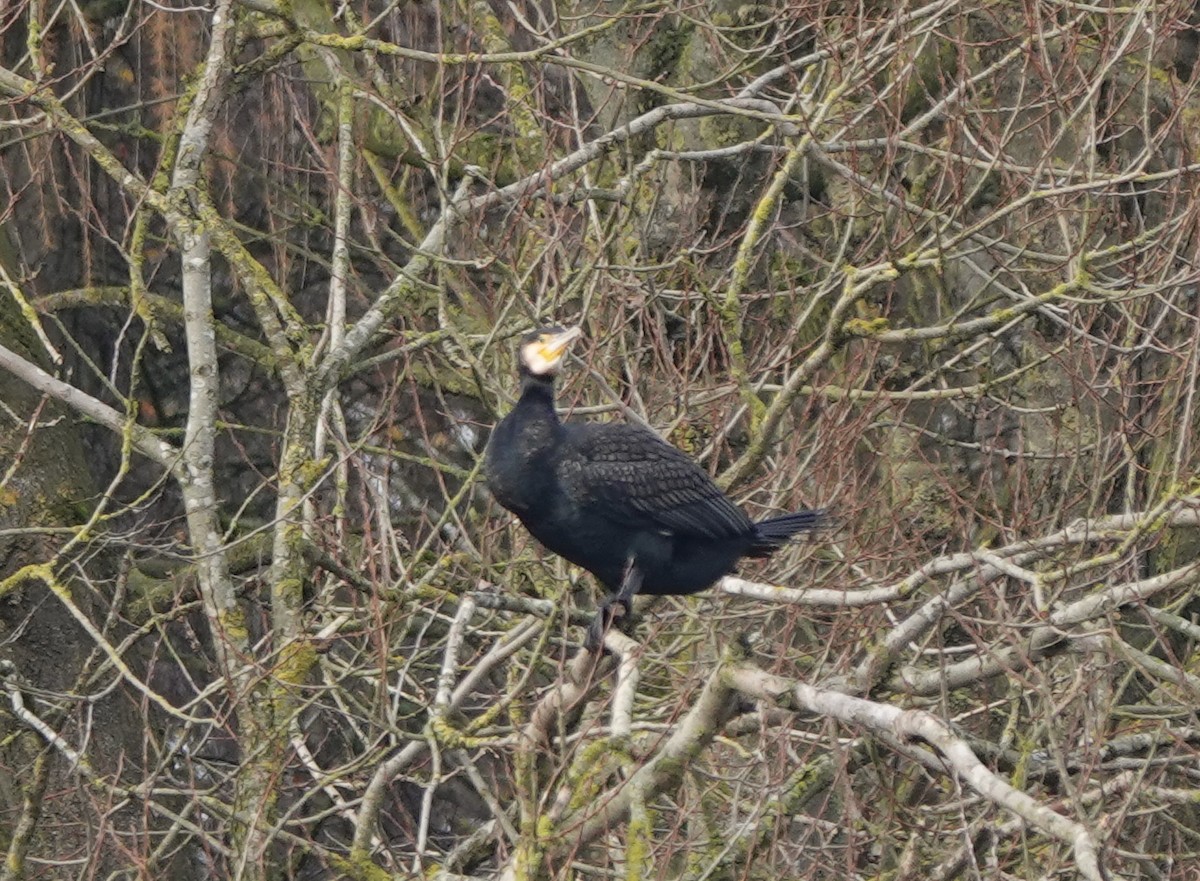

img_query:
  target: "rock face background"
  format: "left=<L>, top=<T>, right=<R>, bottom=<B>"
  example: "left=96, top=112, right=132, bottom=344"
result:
left=2, top=1, right=1200, bottom=879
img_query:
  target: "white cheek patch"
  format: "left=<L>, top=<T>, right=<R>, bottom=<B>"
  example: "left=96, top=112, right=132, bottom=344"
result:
left=523, top=345, right=557, bottom=376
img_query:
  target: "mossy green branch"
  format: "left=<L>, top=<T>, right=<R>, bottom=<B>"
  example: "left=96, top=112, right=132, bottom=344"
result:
left=1, top=277, right=58, bottom=367
left=125, top=531, right=274, bottom=619
left=127, top=213, right=171, bottom=353
left=0, top=66, right=306, bottom=391
left=1, top=745, right=51, bottom=880
left=428, top=715, right=507, bottom=750
left=326, top=854, right=394, bottom=881
left=558, top=645, right=742, bottom=859
left=297, top=30, right=802, bottom=130
left=843, top=270, right=1086, bottom=344
left=625, top=779, right=654, bottom=881
left=36, top=287, right=274, bottom=362
left=718, top=277, right=862, bottom=490
left=364, top=151, right=425, bottom=241
left=130, top=80, right=191, bottom=355
left=720, top=144, right=808, bottom=433
left=562, top=738, right=629, bottom=816
left=1, top=564, right=207, bottom=723
left=680, top=733, right=866, bottom=881
left=275, top=639, right=318, bottom=688
left=0, top=562, right=49, bottom=601
left=192, top=195, right=312, bottom=377
left=712, top=82, right=849, bottom=470
left=841, top=316, right=891, bottom=337
left=25, top=11, right=43, bottom=79
left=459, top=0, right=544, bottom=166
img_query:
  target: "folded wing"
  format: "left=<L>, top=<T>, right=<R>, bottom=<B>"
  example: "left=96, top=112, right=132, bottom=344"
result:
left=559, top=423, right=754, bottom=539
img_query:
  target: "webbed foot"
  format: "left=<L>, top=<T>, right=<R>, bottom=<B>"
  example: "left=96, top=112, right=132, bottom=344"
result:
left=584, top=596, right=634, bottom=653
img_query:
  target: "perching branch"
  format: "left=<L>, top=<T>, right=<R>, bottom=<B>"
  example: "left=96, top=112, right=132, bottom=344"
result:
left=727, top=663, right=1116, bottom=881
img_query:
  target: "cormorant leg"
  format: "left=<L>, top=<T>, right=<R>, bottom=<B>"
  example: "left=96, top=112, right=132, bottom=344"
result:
left=613, top=558, right=643, bottom=612
left=585, top=558, right=643, bottom=652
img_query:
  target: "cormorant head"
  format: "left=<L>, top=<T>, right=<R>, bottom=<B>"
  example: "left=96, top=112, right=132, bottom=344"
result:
left=518, top=325, right=582, bottom=378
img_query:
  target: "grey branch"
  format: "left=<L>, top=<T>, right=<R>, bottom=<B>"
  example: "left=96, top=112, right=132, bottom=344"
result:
left=728, top=663, right=1116, bottom=881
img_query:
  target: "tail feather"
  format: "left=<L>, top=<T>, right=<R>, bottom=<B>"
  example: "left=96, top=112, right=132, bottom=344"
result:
left=748, top=509, right=824, bottom=557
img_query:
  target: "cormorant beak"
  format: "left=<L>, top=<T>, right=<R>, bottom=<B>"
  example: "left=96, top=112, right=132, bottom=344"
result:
left=538, top=326, right=582, bottom=365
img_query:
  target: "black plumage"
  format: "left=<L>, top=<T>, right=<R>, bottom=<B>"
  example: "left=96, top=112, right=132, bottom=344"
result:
left=486, top=326, right=821, bottom=638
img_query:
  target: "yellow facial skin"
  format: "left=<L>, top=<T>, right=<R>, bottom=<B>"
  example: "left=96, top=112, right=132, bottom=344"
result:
left=523, top=326, right=582, bottom=376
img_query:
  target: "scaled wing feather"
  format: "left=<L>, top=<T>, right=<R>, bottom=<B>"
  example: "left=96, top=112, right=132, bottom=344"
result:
left=560, top=424, right=752, bottom=539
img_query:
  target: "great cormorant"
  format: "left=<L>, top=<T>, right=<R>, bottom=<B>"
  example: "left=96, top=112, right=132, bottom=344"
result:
left=485, top=325, right=821, bottom=645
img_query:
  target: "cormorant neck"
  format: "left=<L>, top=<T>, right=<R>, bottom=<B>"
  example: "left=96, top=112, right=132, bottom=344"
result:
left=515, top=371, right=563, bottom=432
left=518, top=371, right=558, bottom=403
